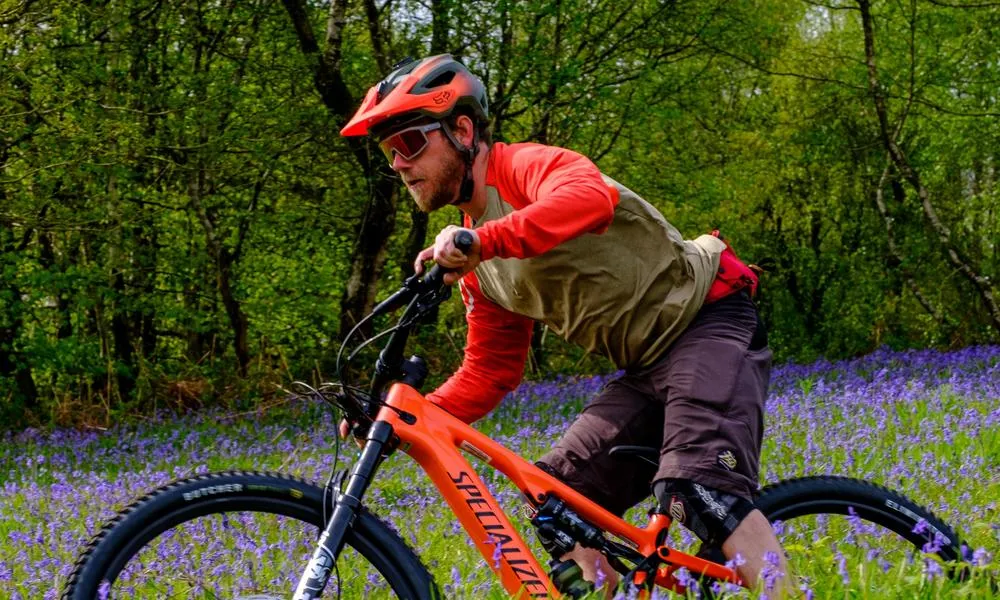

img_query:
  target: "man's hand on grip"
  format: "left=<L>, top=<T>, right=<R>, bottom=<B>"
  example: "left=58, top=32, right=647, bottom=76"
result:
left=413, top=225, right=481, bottom=285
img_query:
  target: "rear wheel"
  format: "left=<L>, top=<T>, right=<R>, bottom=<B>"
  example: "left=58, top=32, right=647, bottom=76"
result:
left=754, top=477, right=965, bottom=592
left=62, top=471, right=440, bottom=599
left=691, top=476, right=966, bottom=596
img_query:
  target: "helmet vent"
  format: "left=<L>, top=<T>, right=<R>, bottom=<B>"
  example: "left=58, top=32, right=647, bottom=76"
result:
left=426, top=70, right=456, bottom=88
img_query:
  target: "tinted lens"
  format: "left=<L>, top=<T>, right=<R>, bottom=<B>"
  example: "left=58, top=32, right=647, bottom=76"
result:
left=379, top=127, right=429, bottom=162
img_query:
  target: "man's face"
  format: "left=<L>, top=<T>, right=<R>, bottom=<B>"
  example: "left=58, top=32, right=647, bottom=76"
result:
left=382, top=122, right=463, bottom=213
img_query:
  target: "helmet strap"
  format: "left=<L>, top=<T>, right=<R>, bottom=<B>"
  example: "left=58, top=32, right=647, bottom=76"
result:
left=441, top=121, right=480, bottom=206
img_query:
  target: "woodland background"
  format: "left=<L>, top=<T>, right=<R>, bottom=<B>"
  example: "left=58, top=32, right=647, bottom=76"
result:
left=2, top=0, right=998, bottom=428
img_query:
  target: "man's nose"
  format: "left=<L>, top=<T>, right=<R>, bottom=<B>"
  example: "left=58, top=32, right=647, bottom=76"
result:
left=391, top=152, right=411, bottom=171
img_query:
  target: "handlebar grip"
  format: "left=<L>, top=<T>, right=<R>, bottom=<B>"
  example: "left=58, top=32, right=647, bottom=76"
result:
left=425, top=229, right=475, bottom=285
left=453, top=229, right=474, bottom=254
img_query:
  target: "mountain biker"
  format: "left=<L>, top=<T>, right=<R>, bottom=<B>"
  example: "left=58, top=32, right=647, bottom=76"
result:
left=340, top=54, right=793, bottom=596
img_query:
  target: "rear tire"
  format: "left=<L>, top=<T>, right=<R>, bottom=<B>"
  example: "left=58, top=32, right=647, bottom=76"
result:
left=694, top=476, right=966, bottom=597
left=62, top=471, right=440, bottom=599
left=755, top=476, right=963, bottom=564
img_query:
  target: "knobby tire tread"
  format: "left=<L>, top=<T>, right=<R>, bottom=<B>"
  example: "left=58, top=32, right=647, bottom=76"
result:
left=61, top=470, right=440, bottom=600
left=693, top=475, right=968, bottom=598
left=756, top=475, right=963, bottom=562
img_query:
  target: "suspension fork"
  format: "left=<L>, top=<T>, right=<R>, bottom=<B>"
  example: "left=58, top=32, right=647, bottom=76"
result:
left=293, top=420, right=395, bottom=600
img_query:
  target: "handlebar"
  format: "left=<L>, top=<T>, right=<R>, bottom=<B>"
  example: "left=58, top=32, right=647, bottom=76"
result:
left=371, top=229, right=473, bottom=317
left=340, top=230, right=475, bottom=429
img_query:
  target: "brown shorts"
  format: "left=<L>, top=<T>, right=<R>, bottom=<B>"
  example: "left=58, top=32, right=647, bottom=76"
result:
left=536, top=292, right=771, bottom=516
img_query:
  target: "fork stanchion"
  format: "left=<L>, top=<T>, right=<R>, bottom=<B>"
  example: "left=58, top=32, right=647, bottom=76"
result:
left=293, top=421, right=395, bottom=600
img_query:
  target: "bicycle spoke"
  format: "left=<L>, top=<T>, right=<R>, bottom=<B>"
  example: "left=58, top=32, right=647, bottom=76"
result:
left=104, top=512, right=396, bottom=598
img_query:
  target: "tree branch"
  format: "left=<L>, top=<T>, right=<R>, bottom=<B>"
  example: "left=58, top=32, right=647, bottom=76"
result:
left=233, top=168, right=271, bottom=263
left=282, top=0, right=371, bottom=171
left=923, top=0, right=1000, bottom=7
left=873, top=158, right=945, bottom=325
left=364, top=0, right=390, bottom=73
left=700, top=36, right=1000, bottom=117
left=858, top=0, right=1000, bottom=334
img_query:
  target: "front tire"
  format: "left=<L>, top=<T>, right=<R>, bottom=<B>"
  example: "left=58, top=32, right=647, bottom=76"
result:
left=62, top=471, right=440, bottom=599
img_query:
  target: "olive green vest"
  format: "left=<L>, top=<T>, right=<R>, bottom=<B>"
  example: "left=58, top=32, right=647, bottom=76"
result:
left=471, top=175, right=725, bottom=369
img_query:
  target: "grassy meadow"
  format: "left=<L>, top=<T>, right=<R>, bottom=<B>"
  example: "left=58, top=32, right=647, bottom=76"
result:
left=2, top=345, right=998, bottom=598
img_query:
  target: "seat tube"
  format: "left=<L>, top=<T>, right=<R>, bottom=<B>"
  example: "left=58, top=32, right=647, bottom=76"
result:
left=293, top=420, right=395, bottom=600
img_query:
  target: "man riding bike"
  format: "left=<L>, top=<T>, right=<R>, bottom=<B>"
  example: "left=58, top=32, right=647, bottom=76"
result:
left=340, top=54, right=793, bottom=596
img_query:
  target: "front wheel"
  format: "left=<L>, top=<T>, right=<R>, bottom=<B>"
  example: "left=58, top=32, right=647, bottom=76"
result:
left=62, top=471, right=440, bottom=599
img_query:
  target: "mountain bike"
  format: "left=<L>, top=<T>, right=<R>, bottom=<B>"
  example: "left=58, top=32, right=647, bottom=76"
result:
left=63, top=232, right=967, bottom=599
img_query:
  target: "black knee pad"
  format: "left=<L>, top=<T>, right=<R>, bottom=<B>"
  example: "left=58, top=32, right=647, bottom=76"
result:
left=653, top=478, right=755, bottom=547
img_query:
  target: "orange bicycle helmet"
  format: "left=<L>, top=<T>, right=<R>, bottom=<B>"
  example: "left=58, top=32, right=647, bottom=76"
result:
left=341, top=54, right=488, bottom=137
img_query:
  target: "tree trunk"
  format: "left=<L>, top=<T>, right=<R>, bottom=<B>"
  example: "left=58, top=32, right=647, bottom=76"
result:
left=529, top=322, right=547, bottom=376
left=0, top=48, right=42, bottom=418
left=37, top=224, right=74, bottom=341
left=492, top=1, right=513, bottom=142
left=0, top=223, right=40, bottom=419
left=189, top=168, right=253, bottom=376
left=339, top=185, right=399, bottom=333
left=400, top=211, right=429, bottom=279
left=110, top=268, right=137, bottom=401
left=532, top=0, right=564, bottom=145
left=0, top=316, right=39, bottom=417
left=181, top=1, right=267, bottom=378
left=134, top=217, right=159, bottom=361
left=218, top=253, right=251, bottom=376
left=283, top=0, right=401, bottom=339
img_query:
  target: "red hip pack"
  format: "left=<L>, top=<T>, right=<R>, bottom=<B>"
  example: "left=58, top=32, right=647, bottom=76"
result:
left=705, top=229, right=759, bottom=304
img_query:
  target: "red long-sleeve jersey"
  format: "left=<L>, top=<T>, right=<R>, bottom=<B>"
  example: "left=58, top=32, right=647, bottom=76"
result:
left=426, top=143, right=618, bottom=423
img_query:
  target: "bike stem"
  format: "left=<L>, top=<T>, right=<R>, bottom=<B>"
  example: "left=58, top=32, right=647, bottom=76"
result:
left=293, top=420, right=395, bottom=600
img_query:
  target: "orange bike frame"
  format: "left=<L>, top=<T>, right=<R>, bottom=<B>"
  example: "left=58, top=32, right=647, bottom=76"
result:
left=376, top=382, right=742, bottom=599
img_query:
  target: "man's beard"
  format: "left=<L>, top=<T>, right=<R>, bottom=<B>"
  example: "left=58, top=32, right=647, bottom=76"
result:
left=413, top=149, right=464, bottom=213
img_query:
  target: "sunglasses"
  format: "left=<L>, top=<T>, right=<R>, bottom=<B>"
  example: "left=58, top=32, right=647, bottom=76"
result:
left=378, top=122, right=442, bottom=163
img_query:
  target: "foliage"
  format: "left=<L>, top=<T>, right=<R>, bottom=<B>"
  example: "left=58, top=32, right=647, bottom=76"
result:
left=1, top=0, right=998, bottom=425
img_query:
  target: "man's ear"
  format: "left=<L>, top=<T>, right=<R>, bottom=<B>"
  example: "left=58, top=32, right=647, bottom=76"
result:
left=455, top=115, right=475, bottom=147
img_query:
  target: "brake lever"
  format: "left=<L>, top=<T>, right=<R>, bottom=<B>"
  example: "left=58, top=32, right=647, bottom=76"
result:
left=415, top=285, right=452, bottom=316
left=370, top=273, right=424, bottom=318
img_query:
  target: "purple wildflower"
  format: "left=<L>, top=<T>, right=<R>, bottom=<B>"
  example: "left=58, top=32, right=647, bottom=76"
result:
left=594, top=558, right=607, bottom=588
left=672, top=567, right=700, bottom=598
left=924, top=557, right=943, bottom=579
left=836, top=549, right=850, bottom=585
left=973, top=547, right=991, bottom=567
left=488, top=535, right=502, bottom=569
left=761, top=550, right=784, bottom=591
